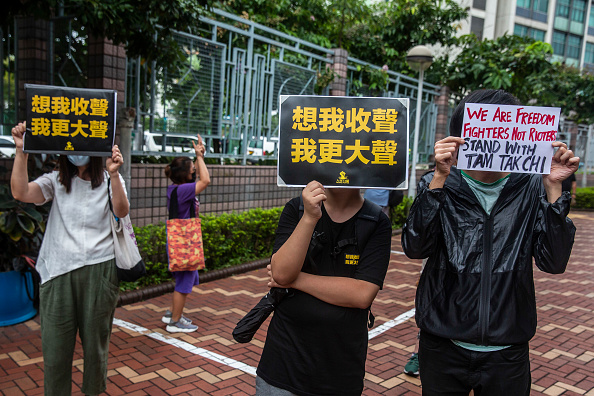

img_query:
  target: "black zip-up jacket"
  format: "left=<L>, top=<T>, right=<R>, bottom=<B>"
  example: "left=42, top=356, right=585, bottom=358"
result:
left=402, top=168, right=576, bottom=345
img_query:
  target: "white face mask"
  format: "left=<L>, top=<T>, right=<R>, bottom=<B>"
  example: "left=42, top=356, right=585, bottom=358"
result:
left=67, top=155, right=90, bottom=167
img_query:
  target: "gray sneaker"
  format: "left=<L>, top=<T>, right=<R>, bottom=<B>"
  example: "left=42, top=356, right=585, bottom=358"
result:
left=161, top=310, right=192, bottom=326
left=166, top=320, right=198, bottom=333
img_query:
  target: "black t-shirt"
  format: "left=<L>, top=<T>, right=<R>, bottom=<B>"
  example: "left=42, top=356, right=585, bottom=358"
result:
left=562, top=173, right=576, bottom=193
left=257, top=197, right=391, bottom=396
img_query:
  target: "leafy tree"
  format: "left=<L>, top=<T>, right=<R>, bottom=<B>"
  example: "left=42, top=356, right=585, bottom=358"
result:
left=215, top=0, right=334, bottom=48
left=542, top=64, right=594, bottom=124
left=446, top=34, right=554, bottom=99
left=3, top=0, right=212, bottom=68
left=215, top=0, right=467, bottom=74
left=445, top=34, right=594, bottom=124
left=355, top=0, right=468, bottom=74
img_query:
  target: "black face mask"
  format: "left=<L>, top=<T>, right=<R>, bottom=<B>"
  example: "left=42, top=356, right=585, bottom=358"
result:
left=190, top=172, right=197, bottom=182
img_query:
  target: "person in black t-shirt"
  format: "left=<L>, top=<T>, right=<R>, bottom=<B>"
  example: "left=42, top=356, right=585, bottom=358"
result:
left=255, top=181, right=392, bottom=396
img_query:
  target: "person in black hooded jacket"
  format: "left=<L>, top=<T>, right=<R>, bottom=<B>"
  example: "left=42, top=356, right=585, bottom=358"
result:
left=401, top=89, right=578, bottom=395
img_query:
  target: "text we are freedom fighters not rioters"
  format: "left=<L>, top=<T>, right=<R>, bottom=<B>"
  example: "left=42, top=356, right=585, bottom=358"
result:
left=457, top=103, right=561, bottom=174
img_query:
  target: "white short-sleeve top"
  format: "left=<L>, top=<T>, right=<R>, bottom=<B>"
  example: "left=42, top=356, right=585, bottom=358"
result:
left=33, top=171, right=127, bottom=284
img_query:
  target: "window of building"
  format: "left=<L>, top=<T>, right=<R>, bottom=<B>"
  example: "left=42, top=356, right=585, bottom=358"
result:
left=571, top=0, right=586, bottom=23
left=556, top=0, right=587, bottom=22
left=515, top=24, right=528, bottom=36
left=567, top=34, right=582, bottom=57
left=585, top=42, right=594, bottom=64
left=535, top=0, right=549, bottom=12
left=552, top=30, right=582, bottom=62
left=473, top=0, right=487, bottom=10
left=471, top=16, right=484, bottom=40
left=514, top=24, right=546, bottom=40
left=557, top=0, right=571, bottom=17
left=532, top=28, right=546, bottom=40
left=517, top=0, right=549, bottom=22
left=552, top=31, right=567, bottom=55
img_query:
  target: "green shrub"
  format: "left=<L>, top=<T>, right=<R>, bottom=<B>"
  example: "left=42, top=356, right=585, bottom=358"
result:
left=390, top=196, right=413, bottom=229
left=201, top=207, right=282, bottom=270
left=575, top=187, right=594, bottom=209
left=120, top=207, right=282, bottom=291
left=121, top=195, right=417, bottom=292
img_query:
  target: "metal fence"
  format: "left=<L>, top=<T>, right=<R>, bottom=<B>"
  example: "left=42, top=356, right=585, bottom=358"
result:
left=128, top=8, right=442, bottom=165
left=128, top=9, right=334, bottom=163
left=1, top=16, right=88, bottom=135
left=130, top=164, right=296, bottom=226
left=345, top=59, right=441, bottom=164
left=1, top=24, right=16, bottom=136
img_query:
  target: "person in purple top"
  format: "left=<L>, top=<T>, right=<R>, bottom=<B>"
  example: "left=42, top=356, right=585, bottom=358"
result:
left=162, top=134, right=211, bottom=332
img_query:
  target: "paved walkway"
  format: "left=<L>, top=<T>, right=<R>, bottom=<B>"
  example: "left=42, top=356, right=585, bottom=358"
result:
left=1, top=211, right=594, bottom=395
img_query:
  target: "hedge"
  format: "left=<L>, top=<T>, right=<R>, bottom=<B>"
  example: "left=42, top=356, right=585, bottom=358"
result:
left=120, top=199, right=412, bottom=292
left=575, top=187, right=594, bottom=209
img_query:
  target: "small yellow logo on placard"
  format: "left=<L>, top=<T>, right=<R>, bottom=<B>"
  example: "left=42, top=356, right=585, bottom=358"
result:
left=65, top=142, right=74, bottom=151
left=345, top=254, right=359, bottom=265
left=336, top=171, right=349, bottom=184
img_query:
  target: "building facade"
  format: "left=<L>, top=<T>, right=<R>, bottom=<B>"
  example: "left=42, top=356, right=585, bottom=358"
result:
left=457, top=0, right=594, bottom=71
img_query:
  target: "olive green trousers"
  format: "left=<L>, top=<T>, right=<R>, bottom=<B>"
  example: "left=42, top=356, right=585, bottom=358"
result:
left=40, top=259, right=119, bottom=396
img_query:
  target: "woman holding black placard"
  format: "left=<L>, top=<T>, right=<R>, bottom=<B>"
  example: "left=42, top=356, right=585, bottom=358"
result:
left=10, top=121, right=128, bottom=395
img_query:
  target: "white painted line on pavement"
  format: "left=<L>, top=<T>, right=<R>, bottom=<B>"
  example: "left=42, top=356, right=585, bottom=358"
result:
left=368, top=308, right=416, bottom=340
left=113, top=318, right=257, bottom=376
left=113, top=306, right=414, bottom=373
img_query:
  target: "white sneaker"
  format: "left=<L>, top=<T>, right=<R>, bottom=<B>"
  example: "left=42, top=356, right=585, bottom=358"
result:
left=166, top=320, right=199, bottom=333
left=161, top=310, right=192, bottom=326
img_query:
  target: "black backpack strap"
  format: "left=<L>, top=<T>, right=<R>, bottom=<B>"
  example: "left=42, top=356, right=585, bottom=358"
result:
left=298, top=195, right=382, bottom=328
left=168, top=186, right=196, bottom=219
left=355, top=199, right=382, bottom=249
left=331, top=199, right=382, bottom=257
left=106, top=171, right=117, bottom=218
left=189, top=193, right=196, bottom=218
left=297, top=196, right=383, bottom=271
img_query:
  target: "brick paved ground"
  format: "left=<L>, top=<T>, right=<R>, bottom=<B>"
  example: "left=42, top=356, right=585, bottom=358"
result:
left=1, top=211, right=593, bottom=395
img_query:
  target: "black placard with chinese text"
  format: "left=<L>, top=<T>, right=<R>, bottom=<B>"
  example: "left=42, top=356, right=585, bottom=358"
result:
left=278, top=95, right=409, bottom=189
left=24, top=84, right=117, bottom=156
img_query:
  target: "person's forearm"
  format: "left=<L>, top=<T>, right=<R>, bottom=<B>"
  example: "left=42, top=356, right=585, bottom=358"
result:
left=109, top=172, right=129, bottom=218
left=543, top=178, right=563, bottom=204
left=11, top=150, right=30, bottom=201
left=271, top=216, right=318, bottom=285
left=196, top=156, right=210, bottom=184
left=429, top=171, right=448, bottom=190
left=291, top=272, right=379, bottom=309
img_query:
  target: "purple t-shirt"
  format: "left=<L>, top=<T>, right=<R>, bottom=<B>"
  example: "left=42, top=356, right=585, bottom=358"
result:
left=167, top=183, right=199, bottom=219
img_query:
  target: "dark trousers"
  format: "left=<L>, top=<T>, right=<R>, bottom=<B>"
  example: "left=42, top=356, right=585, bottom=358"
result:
left=418, top=331, right=531, bottom=396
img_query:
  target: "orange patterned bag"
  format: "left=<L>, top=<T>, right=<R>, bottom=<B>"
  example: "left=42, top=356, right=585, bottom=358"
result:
left=167, top=186, right=206, bottom=272
left=166, top=218, right=205, bottom=272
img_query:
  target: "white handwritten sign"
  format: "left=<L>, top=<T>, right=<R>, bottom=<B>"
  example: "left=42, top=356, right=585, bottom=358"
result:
left=457, top=103, right=561, bottom=174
